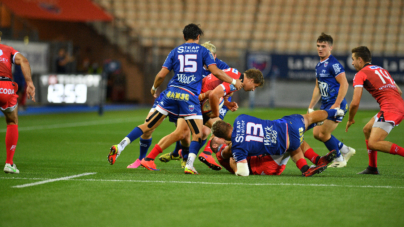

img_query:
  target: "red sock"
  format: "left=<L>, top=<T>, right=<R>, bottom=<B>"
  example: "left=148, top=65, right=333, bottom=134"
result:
left=202, top=140, right=212, bottom=155
left=366, top=140, right=377, bottom=168
left=389, top=144, right=404, bottom=157
left=5, top=125, right=18, bottom=164
left=304, top=148, right=319, bottom=164
left=147, top=144, right=162, bottom=160
left=296, top=158, right=308, bottom=171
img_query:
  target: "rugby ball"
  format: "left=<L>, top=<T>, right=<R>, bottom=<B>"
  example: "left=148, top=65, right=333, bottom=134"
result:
left=202, top=97, right=224, bottom=116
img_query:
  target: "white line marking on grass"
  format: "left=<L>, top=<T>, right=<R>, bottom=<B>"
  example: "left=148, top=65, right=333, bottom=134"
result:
left=11, top=172, right=96, bottom=188
left=0, top=118, right=143, bottom=132
left=3, top=177, right=403, bottom=189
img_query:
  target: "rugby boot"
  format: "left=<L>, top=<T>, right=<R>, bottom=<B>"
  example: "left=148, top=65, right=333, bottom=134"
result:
left=140, top=159, right=160, bottom=171
left=316, top=150, right=337, bottom=166
left=302, top=163, right=328, bottom=177
left=184, top=166, right=199, bottom=175
left=199, top=152, right=222, bottom=171
left=127, top=159, right=142, bottom=169
left=343, top=147, right=356, bottom=163
left=159, top=152, right=181, bottom=163
left=108, top=145, right=120, bottom=165
left=357, top=166, right=379, bottom=175
left=328, top=158, right=347, bottom=168
left=4, top=163, right=19, bottom=174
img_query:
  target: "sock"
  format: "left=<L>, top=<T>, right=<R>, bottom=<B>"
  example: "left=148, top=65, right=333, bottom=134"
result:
left=389, top=143, right=404, bottom=157
left=139, top=137, right=152, bottom=160
left=201, top=139, right=207, bottom=150
left=296, top=158, right=309, bottom=173
left=325, top=109, right=337, bottom=118
left=126, top=127, right=144, bottom=143
left=202, top=140, right=213, bottom=155
left=171, top=141, right=181, bottom=157
left=145, top=144, right=162, bottom=160
left=366, top=140, right=377, bottom=168
left=306, top=123, right=317, bottom=131
left=5, top=125, right=18, bottom=164
left=182, top=146, right=189, bottom=160
left=189, top=141, right=203, bottom=155
left=324, top=135, right=342, bottom=158
left=118, top=137, right=131, bottom=152
left=339, top=143, right=349, bottom=154
left=304, top=148, right=320, bottom=164
left=186, top=153, right=196, bottom=168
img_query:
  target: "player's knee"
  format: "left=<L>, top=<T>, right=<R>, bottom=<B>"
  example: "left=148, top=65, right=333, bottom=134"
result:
left=142, top=129, right=154, bottom=138
left=314, top=132, right=328, bottom=142
left=367, top=140, right=378, bottom=151
left=363, top=125, right=372, bottom=138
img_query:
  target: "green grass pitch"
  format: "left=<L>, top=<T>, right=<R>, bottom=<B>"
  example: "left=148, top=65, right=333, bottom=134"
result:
left=1, top=108, right=403, bottom=227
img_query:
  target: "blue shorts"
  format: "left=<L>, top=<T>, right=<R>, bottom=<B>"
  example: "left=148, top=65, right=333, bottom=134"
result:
left=155, top=87, right=202, bottom=120
left=320, top=99, right=348, bottom=122
left=282, top=114, right=305, bottom=152
left=151, top=90, right=177, bottom=123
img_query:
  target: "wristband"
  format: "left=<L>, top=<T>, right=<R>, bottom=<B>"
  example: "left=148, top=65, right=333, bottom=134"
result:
left=152, top=85, right=157, bottom=91
left=308, top=108, right=314, bottom=113
left=231, top=79, right=236, bottom=86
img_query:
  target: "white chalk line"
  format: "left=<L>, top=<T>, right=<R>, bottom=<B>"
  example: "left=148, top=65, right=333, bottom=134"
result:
left=11, top=172, right=97, bottom=188
left=2, top=176, right=403, bottom=189
left=0, top=117, right=143, bottom=132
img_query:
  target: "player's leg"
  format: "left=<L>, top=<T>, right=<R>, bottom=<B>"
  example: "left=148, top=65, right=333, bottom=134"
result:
left=358, top=117, right=379, bottom=174
left=184, top=118, right=204, bottom=174
left=3, top=107, right=20, bottom=174
left=198, top=124, right=222, bottom=170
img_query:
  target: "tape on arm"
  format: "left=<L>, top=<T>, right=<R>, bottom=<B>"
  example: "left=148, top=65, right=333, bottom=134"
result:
left=235, top=162, right=249, bottom=177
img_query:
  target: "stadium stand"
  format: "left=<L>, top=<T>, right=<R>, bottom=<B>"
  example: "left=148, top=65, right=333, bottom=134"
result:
left=92, top=0, right=403, bottom=59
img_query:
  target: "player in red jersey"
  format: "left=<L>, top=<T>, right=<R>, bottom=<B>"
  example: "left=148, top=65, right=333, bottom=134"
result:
left=147, top=68, right=263, bottom=173
left=0, top=36, right=36, bottom=174
left=346, top=46, right=404, bottom=174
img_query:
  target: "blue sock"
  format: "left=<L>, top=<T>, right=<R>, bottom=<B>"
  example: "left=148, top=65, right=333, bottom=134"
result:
left=325, top=109, right=337, bottom=118
left=139, top=137, right=152, bottom=160
left=201, top=139, right=207, bottom=149
left=306, top=123, right=317, bottom=131
left=189, top=141, right=203, bottom=155
left=182, top=146, right=189, bottom=160
left=126, top=127, right=144, bottom=142
left=172, top=141, right=181, bottom=157
left=324, top=135, right=342, bottom=157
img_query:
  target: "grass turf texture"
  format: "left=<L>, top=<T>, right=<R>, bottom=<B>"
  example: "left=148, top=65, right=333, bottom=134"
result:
left=0, top=108, right=403, bottom=227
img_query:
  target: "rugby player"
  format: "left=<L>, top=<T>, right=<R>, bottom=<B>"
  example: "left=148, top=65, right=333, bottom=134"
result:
left=210, top=109, right=344, bottom=176
left=307, top=33, right=356, bottom=168
left=0, top=34, right=36, bottom=174
left=346, top=46, right=404, bottom=174
left=107, top=24, right=242, bottom=173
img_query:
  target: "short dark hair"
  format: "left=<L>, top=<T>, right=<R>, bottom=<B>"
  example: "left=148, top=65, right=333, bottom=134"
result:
left=244, top=69, right=264, bottom=87
left=211, top=120, right=232, bottom=140
left=352, top=46, right=372, bottom=63
left=183, top=24, right=203, bottom=41
left=317, top=33, right=333, bottom=46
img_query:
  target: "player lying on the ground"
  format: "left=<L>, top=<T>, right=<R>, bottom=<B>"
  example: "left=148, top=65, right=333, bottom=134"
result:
left=211, top=109, right=344, bottom=176
left=211, top=139, right=336, bottom=176
left=142, top=68, right=264, bottom=174
left=346, top=46, right=404, bottom=175
left=107, top=24, right=242, bottom=170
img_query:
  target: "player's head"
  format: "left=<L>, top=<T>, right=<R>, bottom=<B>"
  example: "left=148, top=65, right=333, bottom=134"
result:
left=201, top=41, right=217, bottom=59
left=210, top=136, right=227, bottom=153
left=316, top=33, right=333, bottom=59
left=351, top=46, right=371, bottom=71
left=183, top=24, right=203, bottom=42
left=211, top=120, right=233, bottom=141
left=243, top=69, right=264, bottom=91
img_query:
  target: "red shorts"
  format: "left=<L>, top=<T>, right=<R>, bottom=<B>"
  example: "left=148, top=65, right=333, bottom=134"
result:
left=0, top=81, right=18, bottom=112
left=249, top=155, right=286, bottom=176
left=376, top=110, right=404, bottom=126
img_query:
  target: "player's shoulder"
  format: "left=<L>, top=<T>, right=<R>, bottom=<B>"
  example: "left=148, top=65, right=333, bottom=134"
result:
left=0, top=43, right=13, bottom=51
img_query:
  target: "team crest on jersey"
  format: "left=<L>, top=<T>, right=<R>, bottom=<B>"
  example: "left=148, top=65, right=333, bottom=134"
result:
left=324, top=61, right=328, bottom=67
left=333, top=64, right=341, bottom=74
left=189, top=105, right=194, bottom=112
left=0, top=50, right=3, bottom=56
left=247, top=53, right=271, bottom=76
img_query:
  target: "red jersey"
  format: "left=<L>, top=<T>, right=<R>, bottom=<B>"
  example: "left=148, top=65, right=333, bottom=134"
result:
left=353, top=65, right=404, bottom=114
left=0, top=44, right=19, bottom=80
left=201, top=68, right=240, bottom=96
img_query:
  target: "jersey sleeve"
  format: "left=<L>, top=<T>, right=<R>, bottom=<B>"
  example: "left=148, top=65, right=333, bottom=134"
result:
left=10, top=46, right=19, bottom=64
left=162, top=50, right=175, bottom=71
left=201, top=47, right=216, bottom=68
left=353, top=71, right=366, bottom=87
left=232, top=147, right=248, bottom=163
left=216, top=58, right=229, bottom=70
left=330, top=61, right=345, bottom=77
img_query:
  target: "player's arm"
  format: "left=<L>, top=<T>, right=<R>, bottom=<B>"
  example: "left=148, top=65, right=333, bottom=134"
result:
left=234, top=159, right=249, bottom=177
left=331, top=72, right=349, bottom=109
left=151, top=67, right=170, bottom=98
left=308, top=79, right=321, bottom=112
left=346, top=86, right=363, bottom=132
left=14, top=53, right=35, bottom=102
left=199, top=90, right=211, bottom=101
left=208, top=85, right=226, bottom=118
left=224, top=97, right=238, bottom=112
left=208, top=64, right=242, bottom=90
left=395, top=83, right=403, bottom=96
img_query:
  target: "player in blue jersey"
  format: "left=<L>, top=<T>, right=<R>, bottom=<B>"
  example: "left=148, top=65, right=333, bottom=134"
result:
left=307, top=33, right=356, bottom=168
left=210, top=109, right=344, bottom=176
left=108, top=24, right=243, bottom=172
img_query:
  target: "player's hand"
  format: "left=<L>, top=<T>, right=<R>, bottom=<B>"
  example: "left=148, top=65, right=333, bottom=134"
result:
left=330, top=103, right=340, bottom=109
left=198, top=93, right=206, bottom=101
left=26, top=81, right=36, bottom=102
left=226, top=101, right=238, bottom=112
left=151, top=87, right=158, bottom=98
left=345, top=120, right=355, bottom=132
left=234, top=79, right=243, bottom=90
